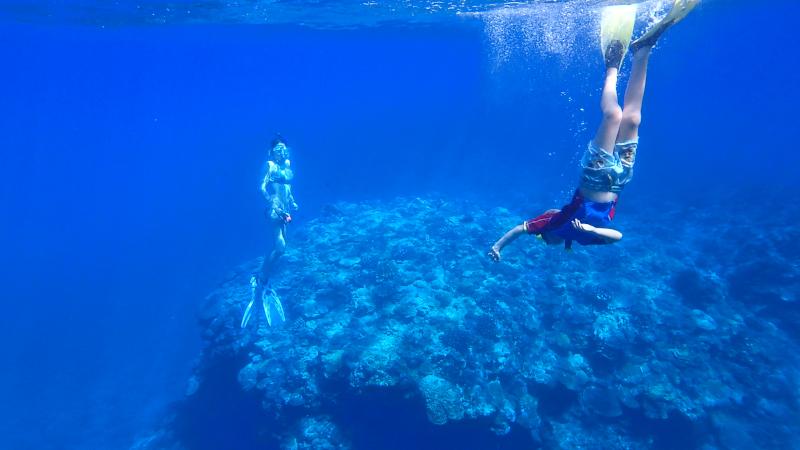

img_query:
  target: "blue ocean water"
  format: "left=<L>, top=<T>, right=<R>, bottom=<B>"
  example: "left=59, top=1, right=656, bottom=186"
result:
left=1, top=0, right=799, bottom=448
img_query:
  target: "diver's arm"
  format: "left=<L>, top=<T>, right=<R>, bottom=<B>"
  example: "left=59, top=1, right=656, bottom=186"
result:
left=260, top=175, right=269, bottom=198
left=261, top=161, right=276, bottom=198
left=591, top=227, right=622, bottom=243
left=571, top=219, right=622, bottom=243
left=489, top=224, right=526, bottom=261
left=287, top=185, right=298, bottom=210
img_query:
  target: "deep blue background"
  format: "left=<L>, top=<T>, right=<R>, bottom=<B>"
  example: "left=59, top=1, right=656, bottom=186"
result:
left=1, top=1, right=798, bottom=448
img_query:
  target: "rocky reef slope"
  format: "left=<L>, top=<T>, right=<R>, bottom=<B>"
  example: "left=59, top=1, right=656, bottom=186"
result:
left=138, top=193, right=800, bottom=449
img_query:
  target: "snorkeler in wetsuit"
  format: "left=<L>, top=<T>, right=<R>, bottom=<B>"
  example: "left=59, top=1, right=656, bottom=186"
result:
left=241, top=136, right=298, bottom=328
left=489, top=0, right=699, bottom=261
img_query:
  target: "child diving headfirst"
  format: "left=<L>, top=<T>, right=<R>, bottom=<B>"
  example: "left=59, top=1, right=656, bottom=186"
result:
left=489, top=0, right=700, bottom=261
left=242, top=135, right=299, bottom=328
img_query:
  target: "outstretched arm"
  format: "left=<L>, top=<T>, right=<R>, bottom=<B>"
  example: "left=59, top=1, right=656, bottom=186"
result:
left=571, top=219, right=622, bottom=243
left=287, top=185, right=298, bottom=210
left=261, top=161, right=275, bottom=199
left=488, top=224, right=526, bottom=261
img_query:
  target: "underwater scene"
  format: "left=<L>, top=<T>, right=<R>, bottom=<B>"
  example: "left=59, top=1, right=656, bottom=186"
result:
left=2, top=0, right=799, bottom=449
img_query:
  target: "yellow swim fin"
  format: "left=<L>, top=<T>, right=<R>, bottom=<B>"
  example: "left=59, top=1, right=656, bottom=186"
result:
left=631, top=0, right=700, bottom=51
left=600, top=4, right=637, bottom=69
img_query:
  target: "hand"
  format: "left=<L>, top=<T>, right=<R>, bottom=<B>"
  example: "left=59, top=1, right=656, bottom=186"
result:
left=269, top=207, right=287, bottom=220
left=571, top=219, right=596, bottom=234
left=487, top=247, right=501, bottom=262
left=272, top=209, right=292, bottom=224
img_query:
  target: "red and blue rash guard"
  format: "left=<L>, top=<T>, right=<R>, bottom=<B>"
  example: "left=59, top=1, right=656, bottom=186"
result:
left=523, top=191, right=617, bottom=248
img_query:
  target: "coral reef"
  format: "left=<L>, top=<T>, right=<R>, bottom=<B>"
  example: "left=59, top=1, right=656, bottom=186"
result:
left=141, top=194, right=800, bottom=449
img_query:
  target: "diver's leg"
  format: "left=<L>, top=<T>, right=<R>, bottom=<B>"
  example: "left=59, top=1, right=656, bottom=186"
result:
left=593, top=67, right=623, bottom=154
left=617, top=46, right=651, bottom=143
left=259, top=222, right=283, bottom=284
left=263, top=226, right=287, bottom=278
left=271, top=227, right=287, bottom=265
left=261, top=226, right=287, bottom=325
left=246, top=222, right=278, bottom=328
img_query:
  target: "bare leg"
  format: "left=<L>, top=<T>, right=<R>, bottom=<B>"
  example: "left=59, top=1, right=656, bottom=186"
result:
left=259, top=223, right=286, bottom=285
left=592, top=67, right=623, bottom=154
left=617, top=46, right=652, bottom=142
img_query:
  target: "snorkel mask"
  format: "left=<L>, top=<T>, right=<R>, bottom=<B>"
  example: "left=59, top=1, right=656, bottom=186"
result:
left=270, top=141, right=291, bottom=166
